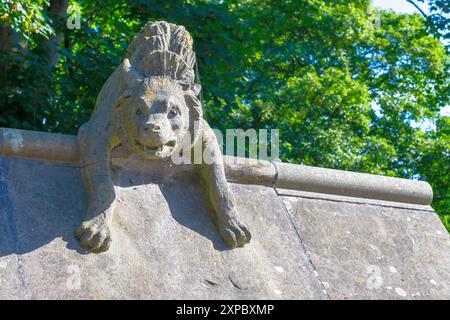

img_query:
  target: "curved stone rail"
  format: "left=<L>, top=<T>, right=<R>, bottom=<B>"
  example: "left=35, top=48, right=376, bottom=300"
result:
left=0, top=127, right=433, bottom=205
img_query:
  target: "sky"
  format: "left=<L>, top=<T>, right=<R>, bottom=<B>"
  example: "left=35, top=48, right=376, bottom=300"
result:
left=372, top=0, right=450, bottom=119
left=372, top=0, right=429, bottom=14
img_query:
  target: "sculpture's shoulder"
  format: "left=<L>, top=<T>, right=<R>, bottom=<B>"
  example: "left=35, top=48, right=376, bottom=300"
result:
left=91, top=63, right=126, bottom=117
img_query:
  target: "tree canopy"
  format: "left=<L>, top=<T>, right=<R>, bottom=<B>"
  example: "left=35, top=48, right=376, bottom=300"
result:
left=0, top=0, right=449, bottom=230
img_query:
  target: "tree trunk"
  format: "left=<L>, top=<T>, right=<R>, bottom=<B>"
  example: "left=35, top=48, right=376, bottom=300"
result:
left=0, top=25, right=14, bottom=52
left=0, top=25, right=14, bottom=85
left=41, top=0, right=68, bottom=67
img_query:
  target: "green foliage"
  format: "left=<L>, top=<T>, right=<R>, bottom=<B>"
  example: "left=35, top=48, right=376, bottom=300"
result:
left=0, top=0, right=449, bottom=230
left=407, top=0, right=449, bottom=42
left=0, top=0, right=53, bottom=39
left=418, top=116, right=450, bottom=229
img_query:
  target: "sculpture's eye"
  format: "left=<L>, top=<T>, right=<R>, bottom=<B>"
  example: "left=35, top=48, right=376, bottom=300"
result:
left=168, top=108, right=178, bottom=118
left=136, top=108, right=142, bottom=116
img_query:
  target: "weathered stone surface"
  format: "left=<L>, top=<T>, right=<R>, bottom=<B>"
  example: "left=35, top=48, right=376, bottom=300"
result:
left=282, top=192, right=450, bottom=299
left=1, top=150, right=449, bottom=299
left=0, top=160, right=26, bottom=299
left=0, top=155, right=325, bottom=299
left=274, top=162, right=433, bottom=205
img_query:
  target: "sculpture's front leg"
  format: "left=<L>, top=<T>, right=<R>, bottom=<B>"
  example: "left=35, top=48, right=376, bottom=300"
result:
left=196, top=124, right=251, bottom=248
left=75, top=123, right=116, bottom=253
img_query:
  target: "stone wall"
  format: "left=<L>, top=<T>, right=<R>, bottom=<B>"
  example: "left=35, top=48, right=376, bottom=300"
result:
left=0, top=128, right=449, bottom=299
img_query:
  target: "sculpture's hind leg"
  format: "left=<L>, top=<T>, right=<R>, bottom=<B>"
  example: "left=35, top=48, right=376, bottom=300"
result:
left=196, top=124, right=251, bottom=248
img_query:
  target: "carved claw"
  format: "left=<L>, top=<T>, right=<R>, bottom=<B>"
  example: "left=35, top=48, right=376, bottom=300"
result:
left=75, top=217, right=112, bottom=253
left=218, top=215, right=251, bottom=248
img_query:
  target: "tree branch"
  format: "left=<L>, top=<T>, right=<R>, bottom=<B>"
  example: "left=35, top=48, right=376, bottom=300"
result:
left=406, top=0, right=441, bottom=37
left=406, top=0, right=429, bottom=20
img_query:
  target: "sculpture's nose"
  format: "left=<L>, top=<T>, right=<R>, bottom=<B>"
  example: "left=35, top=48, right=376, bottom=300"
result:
left=144, top=122, right=161, bottom=132
left=144, top=114, right=165, bottom=133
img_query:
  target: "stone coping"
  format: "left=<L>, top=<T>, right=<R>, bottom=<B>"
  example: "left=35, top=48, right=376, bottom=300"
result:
left=0, top=127, right=433, bottom=206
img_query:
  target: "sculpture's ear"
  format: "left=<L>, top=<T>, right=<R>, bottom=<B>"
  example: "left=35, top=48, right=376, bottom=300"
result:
left=190, top=83, right=202, bottom=96
left=122, top=58, right=143, bottom=88
left=179, top=81, right=201, bottom=96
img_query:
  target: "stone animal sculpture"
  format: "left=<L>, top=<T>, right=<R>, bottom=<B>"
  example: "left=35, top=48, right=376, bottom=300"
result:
left=75, top=21, right=251, bottom=252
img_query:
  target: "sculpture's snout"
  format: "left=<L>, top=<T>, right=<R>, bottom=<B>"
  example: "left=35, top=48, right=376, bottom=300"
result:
left=144, top=121, right=161, bottom=132
left=143, top=113, right=165, bottom=134
left=138, top=114, right=172, bottom=147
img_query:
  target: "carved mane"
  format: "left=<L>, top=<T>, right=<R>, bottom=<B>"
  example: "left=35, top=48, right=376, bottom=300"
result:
left=127, top=21, right=196, bottom=83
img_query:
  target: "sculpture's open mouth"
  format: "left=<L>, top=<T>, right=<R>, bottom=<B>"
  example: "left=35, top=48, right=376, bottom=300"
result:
left=135, top=139, right=177, bottom=157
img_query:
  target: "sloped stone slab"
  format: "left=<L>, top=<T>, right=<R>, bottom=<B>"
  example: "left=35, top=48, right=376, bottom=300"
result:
left=0, top=156, right=324, bottom=299
left=282, top=195, right=450, bottom=299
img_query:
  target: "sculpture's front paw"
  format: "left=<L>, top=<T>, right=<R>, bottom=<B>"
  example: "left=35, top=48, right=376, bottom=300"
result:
left=218, top=215, right=251, bottom=248
left=75, top=217, right=112, bottom=253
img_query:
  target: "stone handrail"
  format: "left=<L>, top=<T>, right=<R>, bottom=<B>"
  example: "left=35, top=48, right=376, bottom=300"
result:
left=0, top=127, right=433, bottom=205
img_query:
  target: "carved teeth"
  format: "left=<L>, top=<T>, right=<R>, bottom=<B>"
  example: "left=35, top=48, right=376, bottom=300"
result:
left=135, top=140, right=176, bottom=155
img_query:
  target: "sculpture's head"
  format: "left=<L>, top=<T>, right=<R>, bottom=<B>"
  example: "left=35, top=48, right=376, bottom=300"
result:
left=118, top=76, right=200, bottom=159
left=113, top=21, right=203, bottom=159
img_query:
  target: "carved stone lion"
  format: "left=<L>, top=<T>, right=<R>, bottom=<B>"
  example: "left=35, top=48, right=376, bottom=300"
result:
left=75, top=21, right=251, bottom=252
